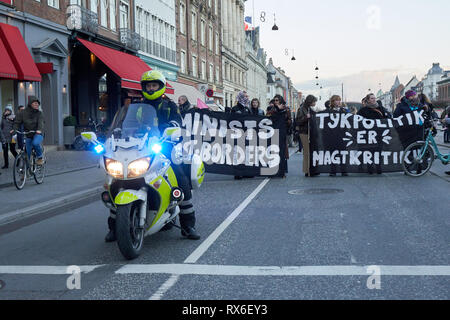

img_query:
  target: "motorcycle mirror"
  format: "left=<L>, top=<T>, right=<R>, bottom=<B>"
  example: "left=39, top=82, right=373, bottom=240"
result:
left=163, top=127, right=181, bottom=142
left=81, top=131, right=98, bottom=143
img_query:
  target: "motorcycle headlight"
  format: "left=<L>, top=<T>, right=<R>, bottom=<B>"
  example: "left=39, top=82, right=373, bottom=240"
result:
left=127, top=157, right=151, bottom=178
left=104, top=158, right=124, bottom=179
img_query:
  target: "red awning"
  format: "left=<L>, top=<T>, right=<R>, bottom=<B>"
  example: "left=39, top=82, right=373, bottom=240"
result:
left=36, top=62, right=54, bottom=74
left=0, top=23, right=41, bottom=82
left=0, top=36, right=18, bottom=79
left=77, top=38, right=174, bottom=94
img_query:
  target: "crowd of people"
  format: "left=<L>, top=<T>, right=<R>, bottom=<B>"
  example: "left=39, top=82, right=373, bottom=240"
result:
left=294, top=90, right=450, bottom=177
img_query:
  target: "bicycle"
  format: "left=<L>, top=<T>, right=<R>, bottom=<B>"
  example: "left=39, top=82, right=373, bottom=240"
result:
left=402, top=120, right=449, bottom=177
left=13, top=131, right=46, bottom=190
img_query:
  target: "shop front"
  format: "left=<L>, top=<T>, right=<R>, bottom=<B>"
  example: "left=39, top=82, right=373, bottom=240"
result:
left=70, top=37, right=175, bottom=132
left=0, top=21, right=41, bottom=122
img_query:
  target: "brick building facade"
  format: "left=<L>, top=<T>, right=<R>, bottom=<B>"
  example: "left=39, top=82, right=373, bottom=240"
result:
left=175, top=0, right=223, bottom=106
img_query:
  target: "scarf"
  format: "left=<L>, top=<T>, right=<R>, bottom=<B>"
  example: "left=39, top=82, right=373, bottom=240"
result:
left=237, top=91, right=250, bottom=108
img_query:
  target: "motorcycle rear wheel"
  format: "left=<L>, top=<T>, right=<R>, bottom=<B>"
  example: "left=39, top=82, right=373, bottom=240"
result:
left=116, top=203, right=144, bottom=260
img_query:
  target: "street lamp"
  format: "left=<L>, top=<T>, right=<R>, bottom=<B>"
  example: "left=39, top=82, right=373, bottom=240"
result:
left=272, top=14, right=279, bottom=30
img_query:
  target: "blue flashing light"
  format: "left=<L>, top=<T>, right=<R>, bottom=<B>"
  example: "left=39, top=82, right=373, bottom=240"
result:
left=151, top=143, right=162, bottom=154
left=94, top=144, right=105, bottom=154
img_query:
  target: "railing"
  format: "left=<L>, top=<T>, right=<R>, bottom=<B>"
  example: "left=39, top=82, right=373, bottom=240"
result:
left=120, top=28, right=141, bottom=51
left=66, top=4, right=98, bottom=34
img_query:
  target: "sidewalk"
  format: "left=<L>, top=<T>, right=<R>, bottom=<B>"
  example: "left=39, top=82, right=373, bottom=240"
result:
left=0, top=147, right=101, bottom=188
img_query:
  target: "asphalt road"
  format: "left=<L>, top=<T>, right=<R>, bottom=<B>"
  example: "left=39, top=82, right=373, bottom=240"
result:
left=0, top=149, right=448, bottom=300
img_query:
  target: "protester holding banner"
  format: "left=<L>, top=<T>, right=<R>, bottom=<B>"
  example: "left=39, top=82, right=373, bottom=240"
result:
left=250, top=99, right=265, bottom=116
left=357, top=93, right=390, bottom=119
left=329, top=95, right=348, bottom=176
left=296, top=95, right=319, bottom=177
left=231, top=91, right=252, bottom=115
left=232, top=91, right=252, bottom=180
left=178, top=95, right=194, bottom=114
left=267, top=95, right=292, bottom=176
left=393, top=90, right=424, bottom=118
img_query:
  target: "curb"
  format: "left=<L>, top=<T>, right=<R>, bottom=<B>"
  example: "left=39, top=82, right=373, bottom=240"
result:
left=0, top=186, right=104, bottom=226
left=0, top=165, right=99, bottom=189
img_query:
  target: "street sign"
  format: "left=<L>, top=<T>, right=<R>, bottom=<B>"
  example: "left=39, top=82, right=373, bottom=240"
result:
left=206, top=89, right=214, bottom=98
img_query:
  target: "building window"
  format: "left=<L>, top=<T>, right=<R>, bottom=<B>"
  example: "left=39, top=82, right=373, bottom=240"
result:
left=120, top=0, right=129, bottom=29
left=201, top=60, right=206, bottom=80
left=70, top=0, right=86, bottom=5
left=209, top=63, right=214, bottom=83
left=180, top=50, right=186, bottom=74
left=90, top=0, right=98, bottom=13
left=100, top=0, right=107, bottom=27
left=208, top=0, right=211, bottom=7
left=109, top=0, right=116, bottom=31
left=48, top=0, right=59, bottom=9
left=214, top=0, right=218, bottom=16
left=180, top=2, right=186, bottom=34
left=215, top=66, right=220, bottom=83
left=191, top=12, right=197, bottom=41
left=192, top=55, right=197, bottom=77
left=215, top=32, right=219, bottom=54
left=200, top=19, right=206, bottom=46
left=208, top=25, right=213, bottom=51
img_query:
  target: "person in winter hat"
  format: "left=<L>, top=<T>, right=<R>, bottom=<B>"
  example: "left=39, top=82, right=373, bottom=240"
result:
left=13, top=96, right=45, bottom=165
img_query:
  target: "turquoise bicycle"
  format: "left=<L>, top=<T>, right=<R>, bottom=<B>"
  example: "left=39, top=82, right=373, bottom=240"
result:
left=402, top=121, right=449, bottom=177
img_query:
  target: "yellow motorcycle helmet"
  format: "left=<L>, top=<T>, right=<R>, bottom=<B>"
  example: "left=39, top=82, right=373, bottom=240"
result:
left=141, top=70, right=166, bottom=100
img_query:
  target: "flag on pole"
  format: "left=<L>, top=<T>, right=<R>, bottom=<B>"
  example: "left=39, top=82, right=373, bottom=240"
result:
left=244, top=16, right=253, bottom=31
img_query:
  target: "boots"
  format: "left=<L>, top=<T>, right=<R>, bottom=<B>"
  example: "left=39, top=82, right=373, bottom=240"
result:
left=105, top=217, right=116, bottom=242
left=179, top=213, right=200, bottom=240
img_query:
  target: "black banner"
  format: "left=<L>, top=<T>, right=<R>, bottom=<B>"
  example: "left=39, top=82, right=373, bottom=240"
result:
left=179, top=109, right=287, bottom=177
left=309, top=111, right=424, bottom=174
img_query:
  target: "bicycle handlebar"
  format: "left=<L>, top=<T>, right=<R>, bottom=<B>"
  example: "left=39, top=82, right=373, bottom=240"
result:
left=15, top=130, right=36, bottom=134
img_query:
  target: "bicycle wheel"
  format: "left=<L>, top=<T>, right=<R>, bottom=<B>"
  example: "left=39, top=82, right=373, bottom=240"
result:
left=73, top=136, right=86, bottom=151
left=13, top=153, right=27, bottom=190
left=402, top=142, right=434, bottom=177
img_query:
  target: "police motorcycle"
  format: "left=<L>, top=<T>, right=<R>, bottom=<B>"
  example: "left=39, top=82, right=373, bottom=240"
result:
left=82, top=103, right=205, bottom=260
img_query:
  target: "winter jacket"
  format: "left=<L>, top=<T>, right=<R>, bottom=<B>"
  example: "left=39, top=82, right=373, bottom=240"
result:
left=179, top=101, right=194, bottom=114
left=357, top=106, right=390, bottom=120
left=295, top=105, right=310, bottom=135
left=1, top=114, right=16, bottom=143
left=231, top=103, right=251, bottom=115
left=143, top=97, right=182, bottom=132
left=250, top=107, right=265, bottom=116
left=13, top=105, right=44, bottom=138
left=393, top=97, right=424, bottom=118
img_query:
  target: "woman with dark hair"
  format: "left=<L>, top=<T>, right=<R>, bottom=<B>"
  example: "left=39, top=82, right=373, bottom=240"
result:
left=250, top=98, right=265, bottom=116
left=296, top=95, right=318, bottom=177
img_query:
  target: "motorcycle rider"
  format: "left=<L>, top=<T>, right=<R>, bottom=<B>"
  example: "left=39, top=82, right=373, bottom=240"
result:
left=105, top=70, right=200, bottom=242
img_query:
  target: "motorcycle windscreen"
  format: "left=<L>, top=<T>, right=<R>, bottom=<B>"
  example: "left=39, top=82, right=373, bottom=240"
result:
left=110, top=103, right=160, bottom=139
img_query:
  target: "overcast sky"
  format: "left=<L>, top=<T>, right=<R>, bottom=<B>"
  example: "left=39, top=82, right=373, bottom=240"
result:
left=244, top=0, right=450, bottom=101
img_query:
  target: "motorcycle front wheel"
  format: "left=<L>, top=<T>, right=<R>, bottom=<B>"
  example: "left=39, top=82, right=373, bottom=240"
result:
left=116, top=202, right=145, bottom=260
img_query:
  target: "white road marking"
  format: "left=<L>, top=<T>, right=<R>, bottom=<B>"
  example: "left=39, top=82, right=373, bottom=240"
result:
left=148, top=274, right=180, bottom=300
left=146, top=177, right=271, bottom=300
left=0, top=265, right=104, bottom=274
left=184, top=178, right=270, bottom=264
left=117, top=264, right=450, bottom=276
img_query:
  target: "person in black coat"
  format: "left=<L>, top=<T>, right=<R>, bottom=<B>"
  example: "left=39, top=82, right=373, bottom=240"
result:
left=231, top=91, right=251, bottom=180
left=231, top=91, right=251, bottom=115
left=358, top=93, right=391, bottom=119
left=393, top=90, right=425, bottom=118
